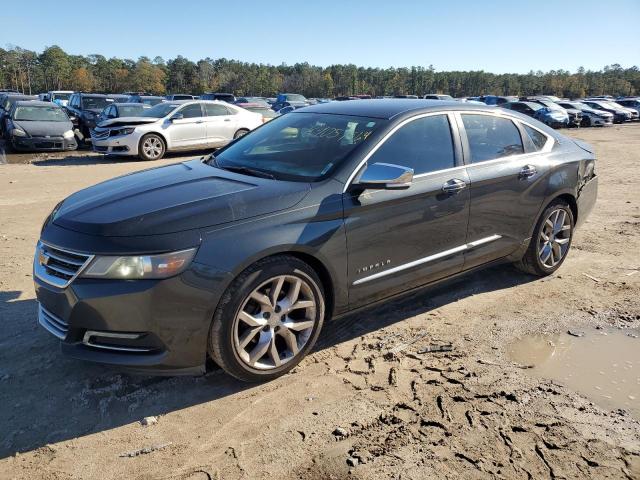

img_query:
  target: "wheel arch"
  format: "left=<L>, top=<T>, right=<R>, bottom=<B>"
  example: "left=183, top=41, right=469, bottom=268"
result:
left=139, top=130, right=169, bottom=152
left=528, top=190, right=578, bottom=239
left=212, top=244, right=339, bottom=321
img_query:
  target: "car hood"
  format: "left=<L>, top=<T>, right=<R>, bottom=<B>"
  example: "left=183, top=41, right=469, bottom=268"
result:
left=52, top=159, right=311, bottom=237
left=96, top=116, right=159, bottom=128
left=14, top=120, right=72, bottom=137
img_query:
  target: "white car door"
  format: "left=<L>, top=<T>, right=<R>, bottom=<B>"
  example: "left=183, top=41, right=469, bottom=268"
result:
left=203, top=103, right=238, bottom=147
left=168, top=103, right=206, bottom=148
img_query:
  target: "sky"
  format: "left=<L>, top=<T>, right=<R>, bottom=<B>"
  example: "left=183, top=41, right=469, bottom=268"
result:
left=2, top=0, right=639, bottom=74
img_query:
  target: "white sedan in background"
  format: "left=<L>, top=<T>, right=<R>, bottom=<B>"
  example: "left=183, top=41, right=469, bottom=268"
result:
left=91, top=100, right=263, bottom=160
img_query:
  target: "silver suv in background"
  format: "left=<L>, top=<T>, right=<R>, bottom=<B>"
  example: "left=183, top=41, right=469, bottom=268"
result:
left=91, top=100, right=263, bottom=160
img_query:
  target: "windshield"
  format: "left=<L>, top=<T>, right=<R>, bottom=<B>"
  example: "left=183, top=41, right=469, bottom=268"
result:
left=52, top=93, right=71, bottom=101
left=14, top=106, right=68, bottom=122
left=82, top=97, right=112, bottom=110
left=211, top=112, right=384, bottom=182
left=564, top=102, right=584, bottom=110
left=285, top=94, right=307, bottom=102
left=140, top=103, right=180, bottom=118
left=523, top=102, right=543, bottom=111
left=539, top=100, right=562, bottom=110
left=118, top=105, right=148, bottom=117
left=600, top=101, right=622, bottom=109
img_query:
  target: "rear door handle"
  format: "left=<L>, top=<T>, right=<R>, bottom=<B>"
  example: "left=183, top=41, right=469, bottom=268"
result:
left=519, top=164, right=537, bottom=178
left=442, top=178, right=467, bottom=194
left=195, top=120, right=204, bottom=124
left=224, top=118, right=231, bottom=122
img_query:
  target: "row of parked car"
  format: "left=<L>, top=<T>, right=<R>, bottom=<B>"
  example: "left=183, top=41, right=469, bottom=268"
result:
left=1, top=87, right=638, bottom=159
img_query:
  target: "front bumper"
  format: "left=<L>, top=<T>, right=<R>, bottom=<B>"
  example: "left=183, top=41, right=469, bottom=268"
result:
left=613, top=113, right=631, bottom=123
left=33, top=239, right=232, bottom=375
left=91, top=131, right=140, bottom=156
left=590, top=115, right=613, bottom=126
left=11, top=135, right=77, bottom=152
left=567, top=113, right=582, bottom=127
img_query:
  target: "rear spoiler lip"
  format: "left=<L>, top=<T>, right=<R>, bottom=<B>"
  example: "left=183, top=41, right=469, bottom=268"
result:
left=572, top=138, right=594, bottom=154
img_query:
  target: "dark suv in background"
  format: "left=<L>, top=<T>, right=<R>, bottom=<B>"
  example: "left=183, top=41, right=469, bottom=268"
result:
left=64, top=93, right=116, bottom=143
left=200, top=92, right=236, bottom=103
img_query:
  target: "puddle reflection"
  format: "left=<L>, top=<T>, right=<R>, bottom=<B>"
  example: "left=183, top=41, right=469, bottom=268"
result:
left=508, top=328, right=639, bottom=418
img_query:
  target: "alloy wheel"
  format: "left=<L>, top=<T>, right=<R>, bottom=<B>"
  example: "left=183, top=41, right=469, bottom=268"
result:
left=142, top=137, right=163, bottom=159
left=538, top=208, right=571, bottom=268
left=233, top=275, right=318, bottom=370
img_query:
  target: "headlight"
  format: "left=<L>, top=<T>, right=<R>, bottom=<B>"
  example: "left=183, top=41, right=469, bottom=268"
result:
left=11, top=128, right=27, bottom=137
left=81, top=248, right=197, bottom=279
left=117, top=127, right=135, bottom=136
left=63, top=130, right=74, bottom=139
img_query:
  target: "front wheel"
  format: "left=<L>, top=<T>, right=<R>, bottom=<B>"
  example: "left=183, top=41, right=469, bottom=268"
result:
left=209, top=256, right=325, bottom=382
left=515, top=200, right=574, bottom=276
left=139, top=133, right=165, bottom=160
left=233, top=128, right=249, bottom=140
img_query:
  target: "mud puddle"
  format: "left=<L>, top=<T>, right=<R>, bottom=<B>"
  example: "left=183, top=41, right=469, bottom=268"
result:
left=508, top=328, right=639, bottom=418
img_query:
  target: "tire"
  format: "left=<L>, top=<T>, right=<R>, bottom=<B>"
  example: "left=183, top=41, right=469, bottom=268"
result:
left=515, top=199, right=574, bottom=276
left=138, top=133, right=166, bottom=161
left=233, top=128, right=250, bottom=140
left=209, top=255, right=326, bottom=382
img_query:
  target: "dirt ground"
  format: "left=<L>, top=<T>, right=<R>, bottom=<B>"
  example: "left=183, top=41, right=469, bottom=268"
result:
left=0, top=126, right=639, bottom=480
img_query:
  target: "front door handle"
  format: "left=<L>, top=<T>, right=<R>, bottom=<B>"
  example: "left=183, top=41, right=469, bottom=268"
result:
left=442, top=178, right=467, bottom=194
left=224, top=118, right=231, bottom=122
left=195, top=120, right=204, bottom=124
left=519, top=164, right=537, bottom=178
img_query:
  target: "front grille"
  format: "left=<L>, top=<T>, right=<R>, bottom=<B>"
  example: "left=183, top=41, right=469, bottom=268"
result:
left=38, top=304, right=68, bottom=339
left=35, top=241, right=93, bottom=288
left=35, top=141, right=63, bottom=149
left=90, top=129, right=109, bottom=140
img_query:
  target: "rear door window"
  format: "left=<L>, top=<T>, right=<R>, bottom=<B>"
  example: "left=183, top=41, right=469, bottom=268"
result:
left=205, top=104, right=230, bottom=116
left=368, top=114, right=456, bottom=175
left=461, top=114, right=524, bottom=163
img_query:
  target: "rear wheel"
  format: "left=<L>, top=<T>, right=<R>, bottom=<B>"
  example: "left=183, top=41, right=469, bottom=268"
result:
left=139, top=133, right=165, bottom=160
left=209, top=255, right=325, bottom=382
left=233, top=128, right=249, bottom=140
left=516, top=199, right=574, bottom=276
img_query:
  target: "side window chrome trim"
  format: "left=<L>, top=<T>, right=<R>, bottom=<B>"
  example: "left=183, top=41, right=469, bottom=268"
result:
left=342, top=109, right=555, bottom=193
left=453, top=110, right=555, bottom=167
left=342, top=111, right=457, bottom=193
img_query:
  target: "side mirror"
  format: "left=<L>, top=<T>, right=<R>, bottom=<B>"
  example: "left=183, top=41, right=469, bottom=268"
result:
left=170, top=113, right=184, bottom=122
left=353, top=162, right=414, bottom=190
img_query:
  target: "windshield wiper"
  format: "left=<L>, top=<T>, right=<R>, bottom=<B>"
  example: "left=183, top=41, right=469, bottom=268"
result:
left=218, top=164, right=275, bottom=180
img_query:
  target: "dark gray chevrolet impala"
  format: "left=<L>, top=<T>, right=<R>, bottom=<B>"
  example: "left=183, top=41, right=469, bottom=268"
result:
left=34, top=100, right=597, bottom=381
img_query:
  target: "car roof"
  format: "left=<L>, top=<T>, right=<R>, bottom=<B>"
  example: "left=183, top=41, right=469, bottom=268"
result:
left=112, top=102, right=148, bottom=106
left=298, top=99, right=493, bottom=119
left=15, top=100, right=58, bottom=107
left=6, top=94, right=38, bottom=99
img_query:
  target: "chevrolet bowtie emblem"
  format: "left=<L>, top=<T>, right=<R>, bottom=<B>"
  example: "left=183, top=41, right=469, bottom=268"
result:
left=39, top=251, right=50, bottom=266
